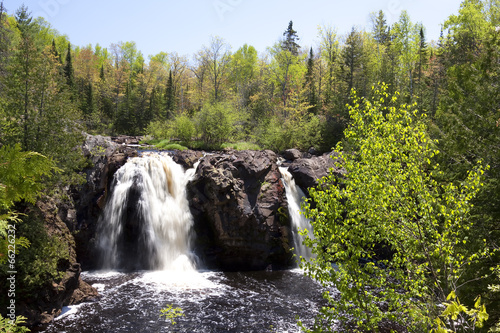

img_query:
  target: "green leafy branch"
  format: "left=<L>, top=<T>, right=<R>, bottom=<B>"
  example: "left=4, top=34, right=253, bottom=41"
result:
left=160, top=304, right=184, bottom=326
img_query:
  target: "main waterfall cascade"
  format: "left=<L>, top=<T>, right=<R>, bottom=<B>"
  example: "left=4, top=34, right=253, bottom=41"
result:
left=97, top=152, right=198, bottom=271
left=42, top=154, right=328, bottom=332
left=279, top=167, right=314, bottom=262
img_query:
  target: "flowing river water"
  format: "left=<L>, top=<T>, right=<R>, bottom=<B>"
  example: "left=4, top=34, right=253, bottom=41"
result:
left=38, top=152, right=328, bottom=332
left=40, top=269, right=326, bottom=332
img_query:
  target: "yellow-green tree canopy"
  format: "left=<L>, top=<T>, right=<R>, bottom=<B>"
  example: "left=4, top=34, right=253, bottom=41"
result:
left=300, top=84, right=492, bottom=332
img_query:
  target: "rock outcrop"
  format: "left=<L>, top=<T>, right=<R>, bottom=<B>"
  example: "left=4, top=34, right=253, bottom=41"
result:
left=188, top=150, right=294, bottom=271
left=72, top=141, right=340, bottom=273
left=18, top=197, right=98, bottom=326
left=284, top=152, right=342, bottom=191
left=282, top=148, right=303, bottom=161
left=171, top=149, right=205, bottom=169
left=111, top=135, right=143, bottom=145
left=75, top=135, right=138, bottom=269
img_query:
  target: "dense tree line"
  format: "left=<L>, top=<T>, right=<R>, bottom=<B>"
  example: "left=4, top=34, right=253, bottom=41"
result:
left=0, top=0, right=499, bottom=331
left=0, top=2, right=497, bottom=154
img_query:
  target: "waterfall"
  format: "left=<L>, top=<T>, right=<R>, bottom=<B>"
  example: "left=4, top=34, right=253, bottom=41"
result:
left=279, top=167, right=314, bottom=262
left=98, top=152, right=196, bottom=271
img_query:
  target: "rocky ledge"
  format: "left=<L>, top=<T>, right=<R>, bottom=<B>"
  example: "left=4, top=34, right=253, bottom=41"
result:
left=72, top=137, right=343, bottom=274
left=282, top=148, right=343, bottom=190
left=75, top=134, right=138, bottom=269
left=187, top=150, right=294, bottom=271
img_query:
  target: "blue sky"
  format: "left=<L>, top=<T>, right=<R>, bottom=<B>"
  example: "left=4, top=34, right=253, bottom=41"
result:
left=7, top=0, right=463, bottom=60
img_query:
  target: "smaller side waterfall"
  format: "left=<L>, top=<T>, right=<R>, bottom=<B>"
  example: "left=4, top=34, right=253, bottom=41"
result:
left=279, top=167, right=314, bottom=262
left=97, top=153, right=197, bottom=271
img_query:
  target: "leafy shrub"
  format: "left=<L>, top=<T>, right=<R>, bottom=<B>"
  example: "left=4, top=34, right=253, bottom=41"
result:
left=172, top=115, right=195, bottom=142
left=256, top=114, right=322, bottom=152
left=0, top=314, right=30, bottom=333
left=194, top=102, right=238, bottom=146
left=145, top=120, right=171, bottom=140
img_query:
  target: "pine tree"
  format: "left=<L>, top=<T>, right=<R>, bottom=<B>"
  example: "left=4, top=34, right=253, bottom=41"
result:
left=99, top=64, right=105, bottom=81
left=282, top=20, right=300, bottom=56
left=342, top=27, right=364, bottom=94
left=416, top=27, right=429, bottom=112
left=372, top=10, right=390, bottom=45
left=305, top=47, right=317, bottom=113
left=12, top=5, right=37, bottom=151
left=51, top=39, right=58, bottom=58
left=0, top=1, right=9, bottom=89
left=64, top=42, right=74, bottom=88
left=165, top=70, right=175, bottom=119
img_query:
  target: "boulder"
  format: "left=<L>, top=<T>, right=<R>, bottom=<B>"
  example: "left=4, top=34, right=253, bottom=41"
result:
left=188, top=150, right=294, bottom=271
left=283, top=148, right=302, bottom=161
left=286, top=152, right=342, bottom=190
left=20, top=262, right=98, bottom=326
left=111, top=135, right=143, bottom=145
left=170, top=149, right=205, bottom=169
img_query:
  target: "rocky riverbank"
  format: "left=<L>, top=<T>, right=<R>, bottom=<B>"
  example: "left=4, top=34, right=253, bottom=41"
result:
left=23, top=135, right=342, bottom=326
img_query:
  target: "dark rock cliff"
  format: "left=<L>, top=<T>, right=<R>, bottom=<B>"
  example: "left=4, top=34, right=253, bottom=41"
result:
left=187, top=150, right=294, bottom=271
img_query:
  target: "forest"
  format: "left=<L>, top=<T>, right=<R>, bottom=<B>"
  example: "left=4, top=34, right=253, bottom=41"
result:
left=0, top=0, right=499, bottom=331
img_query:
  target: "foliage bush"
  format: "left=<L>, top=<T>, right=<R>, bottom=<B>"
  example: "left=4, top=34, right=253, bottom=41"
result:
left=300, top=85, right=494, bottom=332
left=172, top=114, right=195, bottom=142
left=256, top=113, right=322, bottom=153
left=145, top=120, right=171, bottom=140
left=156, top=141, right=188, bottom=151
left=194, top=102, right=240, bottom=146
left=0, top=144, right=56, bottom=328
left=221, top=141, right=262, bottom=151
left=0, top=314, right=30, bottom=333
left=0, top=207, right=71, bottom=301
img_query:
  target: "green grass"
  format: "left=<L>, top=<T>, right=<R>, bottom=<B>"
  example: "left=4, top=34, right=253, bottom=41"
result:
left=142, top=138, right=261, bottom=152
left=149, top=139, right=188, bottom=151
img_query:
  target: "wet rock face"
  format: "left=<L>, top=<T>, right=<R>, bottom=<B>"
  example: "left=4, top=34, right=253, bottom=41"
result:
left=171, top=150, right=204, bottom=169
left=285, top=152, right=341, bottom=190
left=188, top=150, right=294, bottom=271
left=75, top=135, right=138, bottom=269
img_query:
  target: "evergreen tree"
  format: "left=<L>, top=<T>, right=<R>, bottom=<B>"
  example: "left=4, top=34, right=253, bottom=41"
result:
left=51, top=39, right=58, bottom=58
left=341, top=27, right=364, bottom=94
left=64, top=42, right=74, bottom=88
left=11, top=5, right=37, bottom=150
left=0, top=1, right=9, bottom=89
left=147, top=86, right=161, bottom=122
left=282, top=20, right=300, bottom=56
left=99, top=64, right=105, bottom=81
left=416, top=27, right=429, bottom=113
left=372, top=10, right=390, bottom=45
left=165, top=69, right=175, bottom=119
left=305, top=47, right=317, bottom=113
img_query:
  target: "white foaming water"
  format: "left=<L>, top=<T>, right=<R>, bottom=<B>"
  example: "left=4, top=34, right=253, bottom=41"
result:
left=98, top=153, right=197, bottom=271
left=279, top=167, right=314, bottom=262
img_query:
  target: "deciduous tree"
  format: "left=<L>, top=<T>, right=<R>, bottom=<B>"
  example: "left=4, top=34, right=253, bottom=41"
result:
left=300, top=84, right=491, bottom=332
